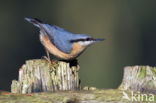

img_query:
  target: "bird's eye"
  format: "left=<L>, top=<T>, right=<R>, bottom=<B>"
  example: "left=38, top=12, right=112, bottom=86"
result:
left=86, top=38, right=90, bottom=41
left=86, top=38, right=93, bottom=41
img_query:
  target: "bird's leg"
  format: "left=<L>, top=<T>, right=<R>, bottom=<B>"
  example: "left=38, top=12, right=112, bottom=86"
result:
left=46, top=49, right=50, bottom=60
left=42, top=50, right=58, bottom=65
left=42, top=49, right=51, bottom=62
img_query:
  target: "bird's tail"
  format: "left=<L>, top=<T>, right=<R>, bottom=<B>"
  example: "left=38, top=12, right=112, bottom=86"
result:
left=25, top=17, right=43, bottom=28
left=25, top=17, right=48, bottom=35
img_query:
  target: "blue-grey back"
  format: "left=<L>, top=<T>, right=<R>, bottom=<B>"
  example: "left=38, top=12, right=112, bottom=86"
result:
left=42, top=24, right=74, bottom=53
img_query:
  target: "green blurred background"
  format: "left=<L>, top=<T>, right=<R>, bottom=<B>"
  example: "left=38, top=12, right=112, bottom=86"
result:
left=0, top=0, right=156, bottom=91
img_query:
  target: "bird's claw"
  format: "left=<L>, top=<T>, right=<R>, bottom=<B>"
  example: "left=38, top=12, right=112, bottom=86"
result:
left=41, top=56, right=51, bottom=63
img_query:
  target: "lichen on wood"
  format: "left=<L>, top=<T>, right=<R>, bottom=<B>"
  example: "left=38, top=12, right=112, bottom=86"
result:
left=119, top=66, right=156, bottom=94
left=11, top=59, right=81, bottom=94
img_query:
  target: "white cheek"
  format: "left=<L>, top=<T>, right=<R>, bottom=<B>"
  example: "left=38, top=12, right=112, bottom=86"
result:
left=78, top=41, right=93, bottom=46
left=85, top=41, right=92, bottom=45
left=78, top=41, right=84, bottom=46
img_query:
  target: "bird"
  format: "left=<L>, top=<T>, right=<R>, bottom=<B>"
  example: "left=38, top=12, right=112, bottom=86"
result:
left=25, top=17, right=104, bottom=61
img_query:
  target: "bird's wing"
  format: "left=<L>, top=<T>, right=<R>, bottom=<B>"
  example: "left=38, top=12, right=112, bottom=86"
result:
left=43, top=25, right=73, bottom=54
left=25, top=17, right=73, bottom=54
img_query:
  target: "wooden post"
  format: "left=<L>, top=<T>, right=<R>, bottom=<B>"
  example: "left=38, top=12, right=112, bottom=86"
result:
left=11, top=59, right=81, bottom=94
left=119, top=66, right=156, bottom=94
left=0, top=65, right=153, bottom=102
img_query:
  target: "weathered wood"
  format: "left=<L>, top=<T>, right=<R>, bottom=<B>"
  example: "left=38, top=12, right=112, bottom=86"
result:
left=11, top=59, right=80, bottom=94
left=119, top=66, right=156, bottom=94
left=1, top=88, right=155, bottom=103
left=0, top=89, right=131, bottom=103
left=5, top=61, right=155, bottom=102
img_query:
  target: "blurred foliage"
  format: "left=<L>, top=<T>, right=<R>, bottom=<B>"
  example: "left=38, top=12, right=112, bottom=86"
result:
left=0, top=0, right=156, bottom=91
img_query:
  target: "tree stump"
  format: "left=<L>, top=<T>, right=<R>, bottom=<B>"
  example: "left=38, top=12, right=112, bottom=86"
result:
left=119, top=66, right=156, bottom=94
left=11, top=59, right=80, bottom=94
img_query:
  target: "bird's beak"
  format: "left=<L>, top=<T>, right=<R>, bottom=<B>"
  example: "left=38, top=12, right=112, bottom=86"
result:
left=93, top=38, right=105, bottom=42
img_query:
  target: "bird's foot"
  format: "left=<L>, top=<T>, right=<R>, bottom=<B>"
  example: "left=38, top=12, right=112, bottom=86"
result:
left=41, top=56, right=58, bottom=65
left=51, top=60, right=58, bottom=65
left=41, top=56, right=51, bottom=63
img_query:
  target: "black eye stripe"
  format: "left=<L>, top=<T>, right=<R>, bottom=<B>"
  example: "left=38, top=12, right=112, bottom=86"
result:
left=70, top=38, right=94, bottom=43
left=86, top=38, right=94, bottom=41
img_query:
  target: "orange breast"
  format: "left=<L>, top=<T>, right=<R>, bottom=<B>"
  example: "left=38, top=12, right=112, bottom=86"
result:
left=40, top=33, right=86, bottom=60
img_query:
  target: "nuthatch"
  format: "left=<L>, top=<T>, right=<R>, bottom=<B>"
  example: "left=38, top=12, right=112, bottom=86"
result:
left=25, top=17, right=104, bottom=60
